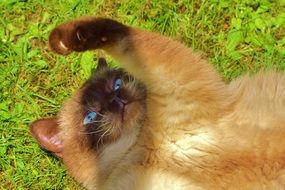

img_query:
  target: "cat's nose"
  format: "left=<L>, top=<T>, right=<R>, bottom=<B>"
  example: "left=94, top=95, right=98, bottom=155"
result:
left=107, top=96, right=126, bottom=113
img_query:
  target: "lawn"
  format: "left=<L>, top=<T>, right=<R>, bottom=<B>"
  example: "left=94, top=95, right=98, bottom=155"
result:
left=0, top=0, right=284, bottom=189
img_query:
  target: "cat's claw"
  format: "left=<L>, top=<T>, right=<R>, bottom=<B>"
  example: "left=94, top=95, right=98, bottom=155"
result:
left=49, top=17, right=129, bottom=55
left=59, top=41, right=69, bottom=51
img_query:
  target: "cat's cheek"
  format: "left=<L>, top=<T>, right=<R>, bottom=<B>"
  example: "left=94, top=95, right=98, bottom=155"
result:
left=124, top=102, right=144, bottom=127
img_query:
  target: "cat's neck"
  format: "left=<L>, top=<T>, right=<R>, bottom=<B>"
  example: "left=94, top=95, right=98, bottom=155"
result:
left=96, top=125, right=140, bottom=185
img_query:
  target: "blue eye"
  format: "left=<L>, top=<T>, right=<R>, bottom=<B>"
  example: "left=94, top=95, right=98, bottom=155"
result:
left=114, top=79, right=122, bottom=91
left=83, top=111, right=97, bottom=125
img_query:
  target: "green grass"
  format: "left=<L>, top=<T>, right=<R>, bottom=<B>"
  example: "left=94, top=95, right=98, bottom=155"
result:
left=0, top=0, right=284, bottom=189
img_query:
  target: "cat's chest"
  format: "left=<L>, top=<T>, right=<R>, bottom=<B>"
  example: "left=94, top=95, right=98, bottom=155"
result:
left=136, top=125, right=218, bottom=168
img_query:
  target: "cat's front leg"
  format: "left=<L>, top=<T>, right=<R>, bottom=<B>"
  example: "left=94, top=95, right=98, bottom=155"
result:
left=49, top=17, right=229, bottom=121
left=48, top=17, right=221, bottom=92
left=49, top=17, right=165, bottom=85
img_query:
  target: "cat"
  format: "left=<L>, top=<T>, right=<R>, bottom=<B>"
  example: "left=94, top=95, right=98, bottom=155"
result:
left=33, top=17, right=285, bottom=190
left=30, top=53, right=147, bottom=189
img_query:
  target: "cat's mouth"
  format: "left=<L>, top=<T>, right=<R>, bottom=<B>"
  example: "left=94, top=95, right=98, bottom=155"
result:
left=111, top=95, right=142, bottom=123
left=112, top=96, right=129, bottom=122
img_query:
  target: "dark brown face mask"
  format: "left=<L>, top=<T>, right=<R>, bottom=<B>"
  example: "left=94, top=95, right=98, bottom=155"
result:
left=29, top=54, right=146, bottom=159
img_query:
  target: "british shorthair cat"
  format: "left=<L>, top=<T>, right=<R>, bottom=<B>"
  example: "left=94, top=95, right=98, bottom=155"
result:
left=31, top=17, right=285, bottom=190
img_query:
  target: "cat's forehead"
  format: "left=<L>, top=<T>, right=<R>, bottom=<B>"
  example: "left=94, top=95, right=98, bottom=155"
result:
left=92, top=67, right=124, bottom=81
left=93, top=69, right=124, bottom=88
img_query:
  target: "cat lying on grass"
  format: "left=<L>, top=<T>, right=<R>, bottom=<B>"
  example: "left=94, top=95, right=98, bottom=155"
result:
left=31, top=17, right=285, bottom=190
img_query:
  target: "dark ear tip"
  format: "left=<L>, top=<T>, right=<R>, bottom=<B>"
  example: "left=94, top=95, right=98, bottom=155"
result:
left=96, top=50, right=108, bottom=71
left=96, top=57, right=108, bottom=71
left=98, top=57, right=107, bottom=66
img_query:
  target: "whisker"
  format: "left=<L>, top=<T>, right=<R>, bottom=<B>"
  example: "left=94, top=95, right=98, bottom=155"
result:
left=88, top=120, right=102, bottom=123
left=80, top=121, right=111, bottom=134
left=100, top=122, right=112, bottom=128
left=96, top=126, right=112, bottom=149
left=79, top=123, right=105, bottom=134
left=98, top=117, right=110, bottom=123
left=79, top=128, right=105, bottom=135
left=95, top=112, right=104, bottom=117
left=105, top=125, right=115, bottom=137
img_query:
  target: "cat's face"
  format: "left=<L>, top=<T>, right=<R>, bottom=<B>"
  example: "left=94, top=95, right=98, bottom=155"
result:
left=76, top=59, right=147, bottom=150
left=30, top=57, right=146, bottom=159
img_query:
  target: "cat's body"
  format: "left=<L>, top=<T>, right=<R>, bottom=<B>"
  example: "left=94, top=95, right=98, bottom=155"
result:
left=31, top=17, right=285, bottom=190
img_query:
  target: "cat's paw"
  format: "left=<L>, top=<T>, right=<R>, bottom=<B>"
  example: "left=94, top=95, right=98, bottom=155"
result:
left=49, top=17, right=129, bottom=55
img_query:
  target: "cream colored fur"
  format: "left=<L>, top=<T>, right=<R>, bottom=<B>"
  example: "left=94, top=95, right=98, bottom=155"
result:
left=101, top=29, right=285, bottom=190
left=55, top=22, right=285, bottom=189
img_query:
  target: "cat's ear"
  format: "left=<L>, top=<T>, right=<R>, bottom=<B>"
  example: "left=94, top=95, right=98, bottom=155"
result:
left=96, top=57, right=108, bottom=71
left=96, top=50, right=108, bottom=71
left=30, top=118, right=63, bottom=158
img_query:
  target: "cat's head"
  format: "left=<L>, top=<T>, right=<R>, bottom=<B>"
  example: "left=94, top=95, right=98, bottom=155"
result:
left=30, top=55, right=146, bottom=188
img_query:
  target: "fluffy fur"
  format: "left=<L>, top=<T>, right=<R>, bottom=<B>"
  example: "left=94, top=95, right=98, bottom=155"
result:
left=33, top=17, right=285, bottom=190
